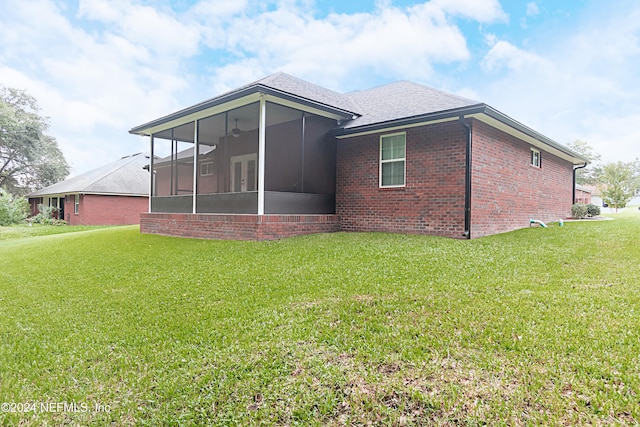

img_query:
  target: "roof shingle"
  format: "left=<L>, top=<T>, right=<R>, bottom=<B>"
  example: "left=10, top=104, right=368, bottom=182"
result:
left=28, top=153, right=150, bottom=197
left=343, top=81, right=481, bottom=129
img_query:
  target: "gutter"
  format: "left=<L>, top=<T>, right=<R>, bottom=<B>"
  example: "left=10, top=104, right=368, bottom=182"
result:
left=572, top=162, right=588, bottom=204
left=337, top=104, right=588, bottom=166
left=460, top=116, right=472, bottom=239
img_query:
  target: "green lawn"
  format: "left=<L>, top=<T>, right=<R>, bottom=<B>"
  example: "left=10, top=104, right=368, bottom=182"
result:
left=0, top=223, right=108, bottom=241
left=1, top=210, right=639, bottom=426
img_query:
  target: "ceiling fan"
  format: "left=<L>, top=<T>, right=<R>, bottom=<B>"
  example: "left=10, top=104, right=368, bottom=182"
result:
left=230, top=118, right=243, bottom=138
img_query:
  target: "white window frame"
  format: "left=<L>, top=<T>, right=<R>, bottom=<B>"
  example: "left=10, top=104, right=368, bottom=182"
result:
left=379, top=132, right=406, bottom=188
left=200, top=161, right=214, bottom=176
left=530, top=148, right=541, bottom=168
left=74, top=194, right=79, bottom=214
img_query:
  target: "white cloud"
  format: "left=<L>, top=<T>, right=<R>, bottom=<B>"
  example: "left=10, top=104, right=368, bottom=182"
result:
left=478, top=2, right=640, bottom=163
left=431, top=0, right=508, bottom=23
left=77, top=0, right=201, bottom=56
left=0, top=0, right=198, bottom=175
left=526, top=2, right=540, bottom=17
left=188, top=0, right=249, bottom=23
left=480, top=40, right=550, bottom=72
left=199, top=0, right=508, bottom=91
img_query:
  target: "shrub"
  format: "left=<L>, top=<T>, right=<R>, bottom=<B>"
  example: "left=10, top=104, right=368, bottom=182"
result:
left=0, top=191, right=30, bottom=225
left=32, top=204, right=66, bottom=225
left=571, top=203, right=588, bottom=219
left=586, top=204, right=601, bottom=217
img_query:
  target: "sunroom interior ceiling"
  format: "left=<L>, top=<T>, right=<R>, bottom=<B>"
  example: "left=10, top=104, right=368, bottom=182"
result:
left=151, top=96, right=337, bottom=145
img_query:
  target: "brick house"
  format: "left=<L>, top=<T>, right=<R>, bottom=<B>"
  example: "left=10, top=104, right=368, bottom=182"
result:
left=574, top=184, right=592, bottom=205
left=129, top=73, right=586, bottom=240
left=27, top=153, right=150, bottom=225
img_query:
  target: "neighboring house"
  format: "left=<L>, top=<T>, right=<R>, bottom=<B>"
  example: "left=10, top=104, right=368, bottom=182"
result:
left=574, top=184, right=592, bottom=204
left=27, top=153, right=151, bottom=225
left=581, top=184, right=604, bottom=206
left=129, top=72, right=587, bottom=240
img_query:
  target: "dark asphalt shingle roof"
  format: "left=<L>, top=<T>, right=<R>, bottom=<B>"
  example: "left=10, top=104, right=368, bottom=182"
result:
left=28, top=153, right=150, bottom=197
left=129, top=73, right=585, bottom=163
left=343, top=81, right=481, bottom=128
left=216, top=73, right=478, bottom=126
left=252, top=72, right=361, bottom=114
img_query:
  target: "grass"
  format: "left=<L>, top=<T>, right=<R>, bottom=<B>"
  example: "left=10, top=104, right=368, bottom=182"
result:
left=0, top=223, right=108, bottom=241
left=0, top=210, right=639, bottom=426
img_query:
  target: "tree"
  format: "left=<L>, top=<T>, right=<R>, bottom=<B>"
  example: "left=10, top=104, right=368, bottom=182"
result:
left=0, top=86, right=70, bottom=195
left=632, top=158, right=640, bottom=194
left=0, top=189, right=30, bottom=225
left=598, top=161, right=640, bottom=212
left=567, top=140, right=602, bottom=186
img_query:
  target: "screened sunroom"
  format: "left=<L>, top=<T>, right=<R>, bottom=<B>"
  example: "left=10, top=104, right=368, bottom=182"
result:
left=134, top=94, right=350, bottom=215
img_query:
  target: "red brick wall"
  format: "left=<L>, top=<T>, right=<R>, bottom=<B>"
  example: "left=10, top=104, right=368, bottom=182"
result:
left=65, top=194, right=148, bottom=225
left=470, top=120, right=574, bottom=237
left=137, top=118, right=574, bottom=240
left=336, top=121, right=467, bottom=238
left=140, top=213, right=340, bottom=240
left=574, top=188, right=591, bottom=204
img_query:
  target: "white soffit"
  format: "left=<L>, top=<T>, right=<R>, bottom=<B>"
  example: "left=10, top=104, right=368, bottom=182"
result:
left=263, top=94, right=346, bottom=121
left=140, top=93, right=262, bottom=136
left=137, top=92, right=346, bottom=137
left=465, top=113, right=582, bottom=164
left=335, top=117, right=459, bottom=139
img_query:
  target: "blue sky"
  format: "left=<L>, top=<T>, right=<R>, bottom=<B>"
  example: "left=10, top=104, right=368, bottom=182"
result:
left=1, top=0, right=639, bottom=175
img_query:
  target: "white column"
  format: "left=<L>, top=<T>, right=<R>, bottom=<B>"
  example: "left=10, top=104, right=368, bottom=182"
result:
left=192, top=120, right=199, bottom=214
left=258, top=96, right=266, bottom=215
left=149, top=134, right=154, bottom=213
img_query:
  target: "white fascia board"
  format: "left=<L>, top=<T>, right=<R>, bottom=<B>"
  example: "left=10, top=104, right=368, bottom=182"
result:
left=83, top=193, right=149, bottom=197
left=464, top=113, right=584, bottom=164
left=263, top=94, right=346, bottom=121
left=31, top=192, right=147, bottom=198
left=336, top=117, right=459, bottom=139
left=28, top=193, right=66, bottom=198
left=136, top=92, right=346, bottom=137
left=139, top=93, right=262, bottom=137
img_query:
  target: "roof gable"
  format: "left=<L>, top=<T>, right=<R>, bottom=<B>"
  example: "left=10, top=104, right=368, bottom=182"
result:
left=250, top=72, right=360, bottom=114
left=28, top=153, right=151, bottom=197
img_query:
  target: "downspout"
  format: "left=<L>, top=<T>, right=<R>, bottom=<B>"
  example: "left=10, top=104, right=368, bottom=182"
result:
left=460, top=116, right=472, bottom=239
left=572, top=162, right=587, bottom=204
left=301, top=112, right=306, bottom=194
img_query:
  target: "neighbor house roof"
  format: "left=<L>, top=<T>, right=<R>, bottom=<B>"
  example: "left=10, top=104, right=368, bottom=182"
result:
left=130, top=72, right=588, bottom=165
left=28, top=153, right=151, bottom=197
left=153, top=145, right=216, bottom=166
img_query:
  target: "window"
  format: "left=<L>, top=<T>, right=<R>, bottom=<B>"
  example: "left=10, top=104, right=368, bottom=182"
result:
left=380, top=133, right=406, bottom=187
left=531, top=149, right=541, bottom=168
left=74, top=194, right=79, bottom=214
left=200, top=161, right=214, bottom=176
